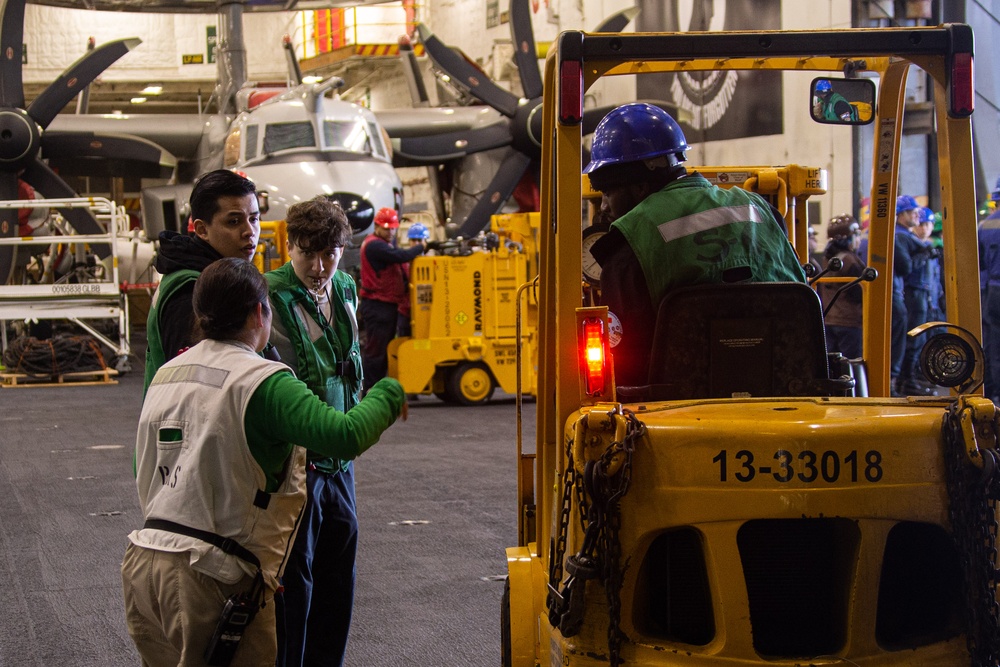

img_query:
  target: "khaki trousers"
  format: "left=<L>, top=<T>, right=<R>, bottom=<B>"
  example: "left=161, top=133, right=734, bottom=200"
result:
left=121, top=542, right=276, bottom=667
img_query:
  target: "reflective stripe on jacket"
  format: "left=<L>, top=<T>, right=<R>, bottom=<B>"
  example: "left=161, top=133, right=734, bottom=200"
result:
left=611, top=174, right=805, bottom=309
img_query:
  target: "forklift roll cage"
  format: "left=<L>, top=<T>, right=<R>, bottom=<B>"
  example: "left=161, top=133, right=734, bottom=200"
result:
left=538, top=23, right=978, bottom=448
left=508, top=23, right=984, bottom=667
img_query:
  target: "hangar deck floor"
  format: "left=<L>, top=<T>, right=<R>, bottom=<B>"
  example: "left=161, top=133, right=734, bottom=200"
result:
left=0, top=338, right=526, bottom=666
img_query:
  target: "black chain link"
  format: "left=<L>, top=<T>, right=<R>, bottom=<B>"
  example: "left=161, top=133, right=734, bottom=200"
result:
left=546, top=409, right=645, bottom=667
left=596, top=410, right=643, bottom=665
left=943, top=402, right=1000, bottom=666
left=549, top=438, right=576, bottom=591
left=575, top=464, right=590, bottom=534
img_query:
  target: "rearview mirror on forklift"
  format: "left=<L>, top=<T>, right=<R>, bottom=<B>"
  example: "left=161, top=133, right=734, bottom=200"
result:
left=810, top=78, right=875, bottom=125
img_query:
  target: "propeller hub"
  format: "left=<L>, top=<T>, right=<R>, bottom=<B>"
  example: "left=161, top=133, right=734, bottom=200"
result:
left=511, top=97, right=543, bottom=158
left=0, top=108, right=39, bottom=168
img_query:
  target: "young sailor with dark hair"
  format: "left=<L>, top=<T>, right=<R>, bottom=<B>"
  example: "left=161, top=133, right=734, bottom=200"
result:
left=144, top=169, right=261, bottom=393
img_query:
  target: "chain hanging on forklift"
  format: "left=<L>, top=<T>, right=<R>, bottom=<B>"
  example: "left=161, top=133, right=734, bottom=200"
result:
left=546, top=409, right=646, bottom=667
left=942, top=399, right=1000, bottom=666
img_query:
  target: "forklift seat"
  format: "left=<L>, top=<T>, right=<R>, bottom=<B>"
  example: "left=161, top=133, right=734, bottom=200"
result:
left=621, top=282, right=845, bottom=401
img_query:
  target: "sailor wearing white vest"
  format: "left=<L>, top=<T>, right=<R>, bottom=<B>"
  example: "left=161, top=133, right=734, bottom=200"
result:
left=122, top=258, right=406, bottom=667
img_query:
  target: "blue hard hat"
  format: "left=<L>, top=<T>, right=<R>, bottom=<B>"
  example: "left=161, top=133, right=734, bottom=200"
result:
left=992, top=175, right=1000, bottom=202
left=896, top=194, right=919, bottom=215
left=583, top=103, right=688, bottom=174
left=815, top=79, right=833, bottom=93
left=407, top=222, right=430, bottom=240
left=919, top=206, right=935, bottom=224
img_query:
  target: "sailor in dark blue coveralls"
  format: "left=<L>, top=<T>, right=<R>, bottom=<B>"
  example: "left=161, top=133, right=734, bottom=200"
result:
left=890, top=195, right=929, bottom=395
left=979, top=177, right=1000, bottom=402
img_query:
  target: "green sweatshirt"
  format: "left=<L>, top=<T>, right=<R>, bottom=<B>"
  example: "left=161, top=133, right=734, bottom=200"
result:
left=245, top=373, right=404, bottom=492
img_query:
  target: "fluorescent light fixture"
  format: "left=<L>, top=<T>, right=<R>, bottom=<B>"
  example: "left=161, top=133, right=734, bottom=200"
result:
left=130, top=97, right=147, bottom=104
left=140, top=85, right=163, bottom=95
left=302, top=75, right=323, bottom=84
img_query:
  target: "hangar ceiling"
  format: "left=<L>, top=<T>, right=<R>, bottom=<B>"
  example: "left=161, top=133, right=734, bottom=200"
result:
left=25, top=0, right=392, bottom=11
left=23, top=59, right=399, bottom=116
left=23, top=0, right=405, bottom=115
left=23, top=79, right=216, bottom=115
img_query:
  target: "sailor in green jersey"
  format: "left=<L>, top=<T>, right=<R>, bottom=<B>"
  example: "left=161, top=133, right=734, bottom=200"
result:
left=144, top=169, right=261, bottom=394
left=124, top=258, right=405, bottom=667
left=265, top=197, right=364, bottom=666
left=813, top=78, right=860, bottom=122
left=584, top=103, right=805, bottom=386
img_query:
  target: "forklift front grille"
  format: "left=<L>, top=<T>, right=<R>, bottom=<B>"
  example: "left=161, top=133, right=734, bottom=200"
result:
left=738, top=518, right=859, bottom=658
left=632, top=527, right=714, bottom=645
left=875, top=521, right=962, bottom=650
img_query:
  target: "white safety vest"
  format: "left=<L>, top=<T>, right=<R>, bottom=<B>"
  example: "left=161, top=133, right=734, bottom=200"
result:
left=129, top=339, right=306, bottom=588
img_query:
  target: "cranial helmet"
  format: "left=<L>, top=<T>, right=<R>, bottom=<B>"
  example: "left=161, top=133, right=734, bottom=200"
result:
left=896, top=194, right=919, bottom=215
left=583, top=103, right=689, bottom=174
left=827, top=214, right=860, bottom=240
left=374, top=207, right=400, bottom=229
left=407, top=222, right=430, bottom=240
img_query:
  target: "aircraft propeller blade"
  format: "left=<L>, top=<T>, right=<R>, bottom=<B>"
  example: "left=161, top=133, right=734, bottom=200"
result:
left=397, top=34, right=448, bottom=225
left=398, top=35, right=431, bottom=106
left=417, top=23, right=520, bottom=117
left=594, top=7, right=640, bottom=33
left=21, top=158, right=110, bottom=258
left=282, top=36, right=303, bottom=85
left=394, top=122, right=513, bottom=164
left=0, top=168, right=19, bottom=284
left=455, top=151, right=531, bottom=239
left=27, top=38, right=141, bottom=129
left=509, top=0, right=542, bottom=101
left=0, top=0, right=26, bottom=108
left=396, top=0, right=643, bottom=240
left=41, top=131, right=177, bottom=179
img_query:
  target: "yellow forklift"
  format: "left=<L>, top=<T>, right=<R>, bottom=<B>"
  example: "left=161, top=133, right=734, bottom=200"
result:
left=388, top=212, right=540, bottom=404
left=504, top=23, right=994, bottom=667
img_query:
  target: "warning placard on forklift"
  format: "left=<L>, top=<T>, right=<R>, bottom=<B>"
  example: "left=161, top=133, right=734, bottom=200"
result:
left=703, top=172, right=750, bottom=185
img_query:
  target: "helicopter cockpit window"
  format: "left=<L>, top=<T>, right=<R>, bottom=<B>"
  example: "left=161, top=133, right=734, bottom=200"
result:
left=323, top=120, right=372, bottom=154
left=245, top=125, right=259, bottom=161
left=810, top=78, right=876, bottom=125
left=366, top=121, right=386, bottom=159
left=263, top=121, right=316, bottom=154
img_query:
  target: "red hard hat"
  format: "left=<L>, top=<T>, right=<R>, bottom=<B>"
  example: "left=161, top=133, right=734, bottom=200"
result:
left=374, top=207, right=399, bottom=229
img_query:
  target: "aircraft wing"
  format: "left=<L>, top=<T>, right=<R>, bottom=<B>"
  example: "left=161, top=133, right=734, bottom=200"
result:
left=47, top=113, right=209, bottom=161
left=375, top=106, right=490, bottom=139
left=42, top=130, right=177, bottom=179
left=50, top=106, right=492, bottom=168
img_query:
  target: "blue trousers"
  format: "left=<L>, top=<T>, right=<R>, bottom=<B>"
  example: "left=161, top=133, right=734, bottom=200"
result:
left=901, top=287, right=930, bottom=381
left=276, top=464, right=358, bottom=667
left=890, top=291, right=908, bottom=380
left=984, top=289, right=1000, bottom=401
left=825, top=325, right=863, bottom=361
left=359, top=298, right=399, bottom=392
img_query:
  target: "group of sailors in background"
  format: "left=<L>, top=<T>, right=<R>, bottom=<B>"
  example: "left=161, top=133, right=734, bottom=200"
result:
left=811, top=193, right=944, bottom=397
